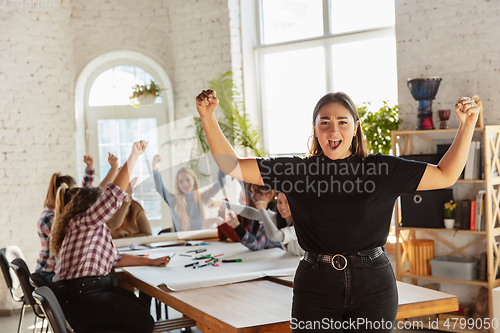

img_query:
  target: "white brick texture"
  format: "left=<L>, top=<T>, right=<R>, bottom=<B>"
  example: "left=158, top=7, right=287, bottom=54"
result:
left=396, top=0, right=500, bottom=130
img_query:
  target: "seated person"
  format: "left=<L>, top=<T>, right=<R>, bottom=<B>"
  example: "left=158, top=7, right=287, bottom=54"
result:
left=107, top=178, right=152, bottom=238
left=257, top=192, right=304, bottom=256
left=216, top=184, right=252, bottom=242
left=211, top=184, right=282, bottom=251
left=152, top=154, right=227, bottom=231
left=50, top=142, right=170, bottom=333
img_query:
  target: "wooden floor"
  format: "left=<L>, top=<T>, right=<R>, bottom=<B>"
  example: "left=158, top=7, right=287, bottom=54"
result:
left=0, top=307, right=446, bottom=333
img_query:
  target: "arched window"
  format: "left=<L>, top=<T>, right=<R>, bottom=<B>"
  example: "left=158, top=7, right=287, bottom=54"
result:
left=89, top=66, right=163, bottom=106
left=81, top=58, right=173, bottom=231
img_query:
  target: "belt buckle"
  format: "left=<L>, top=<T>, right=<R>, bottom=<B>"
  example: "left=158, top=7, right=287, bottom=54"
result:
left=331, top=254, right=347, bottom=270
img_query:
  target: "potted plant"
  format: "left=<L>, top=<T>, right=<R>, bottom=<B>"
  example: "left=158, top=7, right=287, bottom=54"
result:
left=357, top=102, right=401, bottom=154
left=443, top=200, right=456, bottom=229
left=129, top=80, right=164, bottom=108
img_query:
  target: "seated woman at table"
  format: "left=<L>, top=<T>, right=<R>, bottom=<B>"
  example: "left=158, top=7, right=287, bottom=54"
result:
left=257, top=192, right=304, bottom=256
left=211, top=184, right=282, bottom=251
left=107, top=178, right=153, bottom=239
left=35, top=154, right=113, bottom=282
left=50, top=142, right=171, bottom=333
left=152, top=154, right=227, bottom=231
left=213, top=189, right=302, bottom=255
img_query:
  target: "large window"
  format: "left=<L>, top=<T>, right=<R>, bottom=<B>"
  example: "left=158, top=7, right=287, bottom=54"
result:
left=86, top=65, right=169, bottom=225
left=258, top=0, right=397, bottom=155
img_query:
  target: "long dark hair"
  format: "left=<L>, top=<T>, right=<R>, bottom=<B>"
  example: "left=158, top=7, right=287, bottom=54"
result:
left=306, top=92, right=369, bottom=159
left=274, top=192, right=290, bottom=230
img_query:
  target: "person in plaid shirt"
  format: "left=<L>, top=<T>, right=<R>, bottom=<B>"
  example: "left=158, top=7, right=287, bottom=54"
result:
left=35, top=155, right=96, bottom=281
left=51, top=142, right=170, bottom=333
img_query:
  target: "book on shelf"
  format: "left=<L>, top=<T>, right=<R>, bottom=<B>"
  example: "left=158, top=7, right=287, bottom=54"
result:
left=457, top=191, right=486, bottom=231
left=476, top=190, right=486, bottom=231
left=464, top=142, right=476, bottom=180
left=460, top=199, right=471, bottom=230
left=462, top=140, right=484, bottom=180
left=470, top=200, right=476, bottom=231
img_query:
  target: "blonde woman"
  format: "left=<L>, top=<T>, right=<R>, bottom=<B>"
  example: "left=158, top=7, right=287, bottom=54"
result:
left=152, top=155, right=227, bottom=231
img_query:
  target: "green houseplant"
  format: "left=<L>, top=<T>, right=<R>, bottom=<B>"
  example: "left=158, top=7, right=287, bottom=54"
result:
left=129, top=80, right=164, bottom=108
left=357, top=101, right=401, bottom=154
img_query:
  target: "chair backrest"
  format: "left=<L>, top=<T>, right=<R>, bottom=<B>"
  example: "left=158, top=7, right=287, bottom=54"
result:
left=30, top=272, right=52, bottom=289
left=32, top=286, right=72, bottom=333
left=0, top=248, right=13, bottom=289
left=0, top=246, right=25, bottom=301
left=10, top=258, right=45, bottom=318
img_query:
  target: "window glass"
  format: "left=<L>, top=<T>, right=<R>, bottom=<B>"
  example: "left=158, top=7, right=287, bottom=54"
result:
left=261, top=47, right=326, bottom=154
left=262, top=0, right=324, bottom=44
left=331, top=36, right=398, bottom=105
left=97, top=118, right=161, bottom=220
left=330, top=0, right=395, bottom=34
left=89, top=66, right=164, bottom=106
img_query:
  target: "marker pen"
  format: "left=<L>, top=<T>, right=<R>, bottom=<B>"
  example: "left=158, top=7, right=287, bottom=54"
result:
left=184, top=261, right=199, bottom=267
left=222, top=259, right=242, bottom=263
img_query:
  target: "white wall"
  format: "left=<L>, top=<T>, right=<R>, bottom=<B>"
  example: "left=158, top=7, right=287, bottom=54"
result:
left=396, top=0, right=500, bottom=130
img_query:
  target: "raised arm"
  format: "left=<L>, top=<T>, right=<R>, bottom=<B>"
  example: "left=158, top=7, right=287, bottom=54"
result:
left=220, top=200, right=262, bottom=220
left=114, top=142, right=148, bottom=191
left=201, top=169, right=228, bottom=204
left=259, top=209, right=284, bottom=242
left=196, top=89, right=263, bottom=185
left=152, top=154, right=173, bottom=201
left=82, top=155, right=95, bottom=187
left=99, top=153, right=119, bottom=189
left=417, top=97, right=480, bottom=191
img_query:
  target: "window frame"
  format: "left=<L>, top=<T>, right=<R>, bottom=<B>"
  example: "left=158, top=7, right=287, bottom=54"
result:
left=84, top=61, right=172, bottom=227
left=255, top=0, right=396, bottom=155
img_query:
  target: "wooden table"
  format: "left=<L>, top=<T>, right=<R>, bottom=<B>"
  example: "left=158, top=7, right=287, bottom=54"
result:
left=119, top=271, right=458, bottom=333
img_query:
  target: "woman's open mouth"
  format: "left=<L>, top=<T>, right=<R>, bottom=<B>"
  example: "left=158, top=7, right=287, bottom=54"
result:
left=328, top=139, right=342, bottom=150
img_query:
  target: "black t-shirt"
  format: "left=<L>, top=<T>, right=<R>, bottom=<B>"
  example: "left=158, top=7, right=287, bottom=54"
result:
left=257, top=153, right=427, bottom=254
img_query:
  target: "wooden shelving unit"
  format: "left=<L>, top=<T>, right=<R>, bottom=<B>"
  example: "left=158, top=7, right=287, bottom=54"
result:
left=392, top=126, right=500, bottom=332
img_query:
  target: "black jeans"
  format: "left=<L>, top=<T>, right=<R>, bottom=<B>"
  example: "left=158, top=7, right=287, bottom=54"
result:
left=52, top=275, right=154, bottom=333
left=291, top=252, right=398, bottom=332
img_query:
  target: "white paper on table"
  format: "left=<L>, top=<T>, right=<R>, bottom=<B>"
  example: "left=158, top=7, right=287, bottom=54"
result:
left=112, top=229, right=218, bottom=249
left=123, top=242, right=300, bottom=291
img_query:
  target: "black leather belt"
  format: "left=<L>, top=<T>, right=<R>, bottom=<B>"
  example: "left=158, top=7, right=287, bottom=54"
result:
left=303, top=246, right=384, bottom=270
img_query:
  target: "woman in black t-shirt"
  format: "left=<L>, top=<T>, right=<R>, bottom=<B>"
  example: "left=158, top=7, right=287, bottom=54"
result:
left=195, top=90, right=479, bottom=332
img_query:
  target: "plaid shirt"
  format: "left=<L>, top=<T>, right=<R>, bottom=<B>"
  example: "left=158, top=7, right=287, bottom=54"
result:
left=240, top=220, right=282, bottom=251
left=36, top=168, right=94, bottom=274
left=53, top=183, right=127, bottom=282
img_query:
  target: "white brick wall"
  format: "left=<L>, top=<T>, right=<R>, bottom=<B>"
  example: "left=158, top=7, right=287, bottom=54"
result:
left=396, top=0, right=500, bottom=304
left=0, top=0, right=240, bottom=311
left=396, top=0, right=500, bottom=130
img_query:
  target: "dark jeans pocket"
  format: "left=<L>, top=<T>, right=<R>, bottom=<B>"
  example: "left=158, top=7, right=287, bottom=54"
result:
left=296, top=260, right=315, bottom=273
left=369, top=253, right=391, bottom=269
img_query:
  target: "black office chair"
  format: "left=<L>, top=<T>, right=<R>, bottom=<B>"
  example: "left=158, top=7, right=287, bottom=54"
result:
left=29, top=272, right=52, bottom=289
left=32, top=286, right=132, bottom=333
left=10, top=258, right=47, bottom=333
left=0, top=247, right=29, bottom=333
left=32, top=286, right=73, bottom=333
